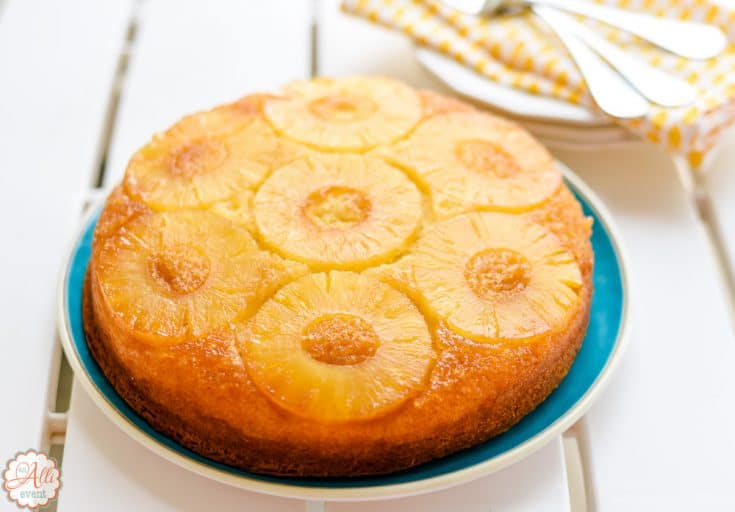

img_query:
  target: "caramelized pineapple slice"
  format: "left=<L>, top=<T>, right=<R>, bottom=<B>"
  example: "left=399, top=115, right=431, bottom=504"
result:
left=263, top=76, right=422, bottom=151
left=94, top=210, right=306, bottom=345
left=382, top=112, right=562, bottom=217
left=240, top=271, right=434, bottom=422
left=253, top=154, right=422, bottom=270
left=124, top=104, right=303, bottom=210
left=398, top=212, right=583, bottom=342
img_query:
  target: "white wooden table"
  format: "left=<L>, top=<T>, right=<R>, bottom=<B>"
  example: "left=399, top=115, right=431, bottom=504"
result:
left=1, top=1, right=735, bottom=510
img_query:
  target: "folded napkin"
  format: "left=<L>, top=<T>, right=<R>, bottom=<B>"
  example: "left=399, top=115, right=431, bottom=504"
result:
left=342, top=0, right=735, bottom=168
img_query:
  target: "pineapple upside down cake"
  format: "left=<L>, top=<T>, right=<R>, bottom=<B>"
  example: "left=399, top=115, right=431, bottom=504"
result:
left=85, top=76, right=593, bottom=477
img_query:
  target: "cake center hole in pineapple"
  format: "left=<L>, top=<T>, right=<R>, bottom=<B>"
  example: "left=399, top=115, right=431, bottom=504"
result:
left=148, top=249, right=211, bottom=295
left=465, top=248, right=531, bottom=298
left=301, top=313, right=380, bottom=365
left=455, top=139, right=520, bottom=179
left=303, top=186, right=372, bottom=229
left=169, top=139, right=228, bottom=178
left=309, top=94, right=377, bottom=122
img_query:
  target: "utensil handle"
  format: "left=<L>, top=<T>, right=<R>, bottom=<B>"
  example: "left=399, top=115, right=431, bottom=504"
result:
left=533, top=0, right=727, bottom=59
left=532, top=5, right=649, bottom=119
left=543, top=7, right=696, bottom=107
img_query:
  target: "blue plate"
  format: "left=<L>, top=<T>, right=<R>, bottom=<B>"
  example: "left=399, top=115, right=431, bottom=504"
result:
left=58, top=170, right=629, bottom=500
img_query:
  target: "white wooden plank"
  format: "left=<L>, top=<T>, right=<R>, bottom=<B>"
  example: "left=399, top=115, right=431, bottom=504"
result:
left=60, top=386, right=303, bottom=512
left=0, top=0, right=131, bottom=458
left=316, top=0, right=444, bottom=87
left=317, top=2, right=572, bottom=510
left=556, top=145, right=735, bottom=510
left=61, top=1, right=312, bottom=509
left=103, top=0, right=312, bottom=187
left=327, top=440, right=570, bottom=512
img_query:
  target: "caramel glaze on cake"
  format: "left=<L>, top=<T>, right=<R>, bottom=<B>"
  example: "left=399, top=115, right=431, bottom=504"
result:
left=84, top=78, right=593, bottom=477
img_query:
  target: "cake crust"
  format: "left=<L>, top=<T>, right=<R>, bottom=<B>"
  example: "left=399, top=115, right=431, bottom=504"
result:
left=83, top=82, right=594, bottom=477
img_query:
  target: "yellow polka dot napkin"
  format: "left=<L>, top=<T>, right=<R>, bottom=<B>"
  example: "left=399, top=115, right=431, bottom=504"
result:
left=342, top=0, right=735, bottom=168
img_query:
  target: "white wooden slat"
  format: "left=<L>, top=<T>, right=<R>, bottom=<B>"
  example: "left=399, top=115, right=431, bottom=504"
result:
left=60, top=1, right=312, bottom=509
left=64, top=393, right=568, bottom=512
left=102, top=0, right=312, bottom=188
left=327, top=440, right=570, bottom=512
left=61, top=387, right=304, bottom=512
left=317, top=2, right=573, bottom=510
left=0, top=0, right=131, bottom=458
left=556, top=145, right=735, bottom=510
left=316, top=0, right=445, bottom=86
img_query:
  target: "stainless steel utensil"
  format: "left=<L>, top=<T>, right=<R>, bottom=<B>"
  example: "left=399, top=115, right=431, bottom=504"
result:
left=530, top=5, right=649, bottom=118
left=535, top=6, right=697, bottom=107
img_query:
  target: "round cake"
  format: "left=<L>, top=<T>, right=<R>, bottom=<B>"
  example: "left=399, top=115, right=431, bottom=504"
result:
left=84, top=76, right=593, bottom=477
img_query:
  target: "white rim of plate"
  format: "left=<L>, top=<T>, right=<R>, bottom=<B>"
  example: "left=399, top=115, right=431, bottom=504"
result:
left=57, top=164, right=632, bottom=501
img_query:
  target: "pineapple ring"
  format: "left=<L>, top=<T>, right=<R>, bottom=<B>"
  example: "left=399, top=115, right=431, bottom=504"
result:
left=124, top=106, right=303, bottom=211
left=240, top=271, right=434, bottom=422
left=253, top=154, right=422, bottom=270
left=403, top=212, right=583, bottom=342
left=263, top=76, right=422, bottom=151
left=382, top=112, right=562, bottom=217
left=94, top=209, right=305, bottom=345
